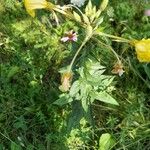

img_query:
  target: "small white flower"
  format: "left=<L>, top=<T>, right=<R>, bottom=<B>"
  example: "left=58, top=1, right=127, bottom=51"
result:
left=71, top=0, right=86, bottom=7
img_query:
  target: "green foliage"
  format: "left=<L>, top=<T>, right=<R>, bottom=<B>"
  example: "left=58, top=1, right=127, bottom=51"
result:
left=66, top=118, right=91, bottom=150
left=54, top=59, right=118, bottom=112
left=99, top=133, right=115, bottom=150
left=10, top=142, right=21, bottom=150
left=143, top=64, right=150, bottom=80
left=0, top=0, right=150, bottom=149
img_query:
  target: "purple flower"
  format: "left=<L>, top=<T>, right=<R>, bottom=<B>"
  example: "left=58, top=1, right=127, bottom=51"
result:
left=61, top=30, right=77, bottom=42
left=144, top=9, right=150, bottom=16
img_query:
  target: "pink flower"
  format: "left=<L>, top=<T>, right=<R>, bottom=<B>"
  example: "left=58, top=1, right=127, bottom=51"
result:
left=144, top=9, right=150, bottom=16
left=61, top=30, right=77, bottom=42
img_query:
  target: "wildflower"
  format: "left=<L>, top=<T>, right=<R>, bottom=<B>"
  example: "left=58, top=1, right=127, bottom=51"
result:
left=59, top=72, right=73, bottom=92
left=61, top=30, right=77, bottom=42
left=24, top=0, right=49, bottom=17
left=24, top=0, right=72, bottom=18
left=144, top=9, right=150, bottom=16
left=134, top=39, right=150, bottom=62
left=111, top=61, right=125, bottom=76
left=71, top=0, right=86, bottom=7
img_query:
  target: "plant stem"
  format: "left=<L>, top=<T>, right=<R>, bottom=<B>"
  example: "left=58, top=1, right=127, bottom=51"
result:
left=94, top=37, right=121, bottom=62
left=68, top=36, right=90, bottom=72
left=97, top=32, right=130, bottom=43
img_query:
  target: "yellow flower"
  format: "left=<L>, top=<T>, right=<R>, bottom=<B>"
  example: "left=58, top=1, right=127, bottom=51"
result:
left=134, top=39, right=150, bottom=62
left=24, top=0, right=48, bottom=17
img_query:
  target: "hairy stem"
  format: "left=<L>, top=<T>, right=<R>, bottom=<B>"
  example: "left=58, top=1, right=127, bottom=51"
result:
left=94, top=37, right=121, bottom=62
left=68, top=36, right=91, bottom=72
left=97, top=32, right=130, bottom=43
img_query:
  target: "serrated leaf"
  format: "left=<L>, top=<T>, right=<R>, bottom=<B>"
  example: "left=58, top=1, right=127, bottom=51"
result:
left=99, top=133, right=115, bottom=150
left=85, top=60, right=106, bottom=80
left=53, top=94, right=73, bottom=106
left=73, top=11, right=81, bottom=22
left=88, top=65, right=105, bottom=75
left=69, top=80, right=80, bottom=97
left=91, top=91, right=119, bottom=105
left=100, top=75, right=114, bottom=87
left=86, top=59, right=105, bottom=73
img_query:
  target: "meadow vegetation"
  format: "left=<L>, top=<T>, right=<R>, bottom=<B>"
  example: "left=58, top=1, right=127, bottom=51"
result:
left=0, top=0, right=150, bottom=149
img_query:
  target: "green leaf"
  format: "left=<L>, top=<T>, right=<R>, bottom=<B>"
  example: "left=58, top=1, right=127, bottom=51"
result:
left=95, top=9, right=102, bottom=19
left=143, top=64, right=150, bottom=80
left=100, top=0, right=109, bottom=11
left=69, top=80, right=80, bottom=97
left=99, top=133, right=115, bottom=150
left=10, top=142, right=21, bottom=150
left=100, top=75, right=114, bottom=87
left=95, top=17, right=104, bottom=27
left=73, top=11, right=81, bottom=22
left=80, top=84, right=92, bottom=112
left=85, top=0, right=93, bottom=16
left=86, top=25, right=93, bottom=38
left=82, top=14, right=90, bottom=24
left=53, top=94, right=73, bottom=106
left=67, top=101, right=84, bottom=132
left=91, top=91, right=119, bottom=105
left=90, top=6, right=97, bottom=22
left=81, top=97, right=89, bottom=112
left=86, top=59, right=105, bottom=75
left=7, top=66, right=20, bottom=79
left=0, top=144, right=4, bottom=150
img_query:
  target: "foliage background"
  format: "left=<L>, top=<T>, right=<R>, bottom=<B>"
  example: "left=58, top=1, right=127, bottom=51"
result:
left=0, top=0, right=150, bottom=149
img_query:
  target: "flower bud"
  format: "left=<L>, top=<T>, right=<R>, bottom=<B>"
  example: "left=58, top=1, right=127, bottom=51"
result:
left=59, top=72, right=73, bottom=92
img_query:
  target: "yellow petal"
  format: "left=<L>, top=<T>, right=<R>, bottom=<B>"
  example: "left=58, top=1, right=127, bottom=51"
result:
left=24, top=0, right=48, bottom=17
left=26, top=9, right=35, bottom=17
left=134, top=39, right=150, bottom=62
